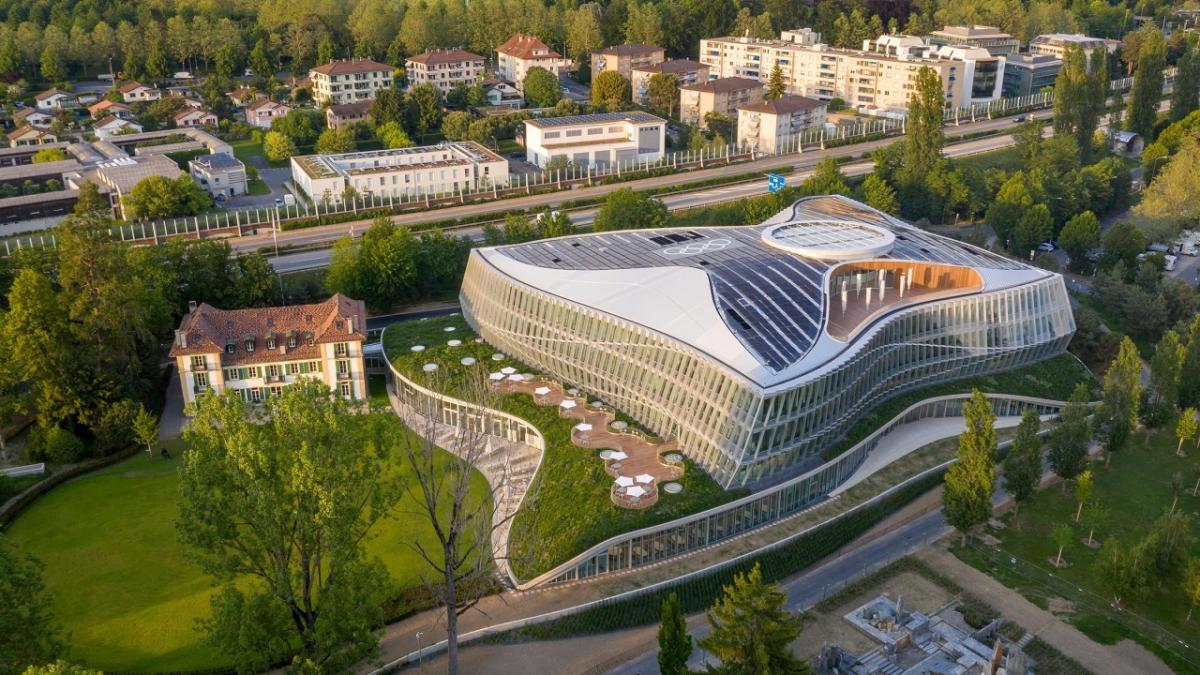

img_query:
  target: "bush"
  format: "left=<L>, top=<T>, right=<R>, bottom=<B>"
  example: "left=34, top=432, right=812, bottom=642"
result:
left=32, top=426, right=86, bottom=464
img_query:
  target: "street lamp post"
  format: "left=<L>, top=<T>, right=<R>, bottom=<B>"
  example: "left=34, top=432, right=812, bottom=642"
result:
left=415, top=631, right=425, bottom=667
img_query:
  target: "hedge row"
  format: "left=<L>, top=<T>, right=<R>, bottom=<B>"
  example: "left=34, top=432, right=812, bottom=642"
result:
left=491, top=467, right=946, bottom=642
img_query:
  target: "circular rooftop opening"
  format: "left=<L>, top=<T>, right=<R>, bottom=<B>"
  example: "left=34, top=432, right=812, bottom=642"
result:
left=761, top=220, right=895, bottom=261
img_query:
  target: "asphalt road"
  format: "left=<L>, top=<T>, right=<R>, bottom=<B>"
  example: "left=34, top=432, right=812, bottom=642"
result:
left=265, top=120, right=1035, bottom=273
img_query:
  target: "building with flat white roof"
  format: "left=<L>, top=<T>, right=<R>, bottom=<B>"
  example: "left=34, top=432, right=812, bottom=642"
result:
left=290, top=141, right=509, bottom=204
left=1003, top=53, right=1062, bottom=96
left=927, top=25, right=1019, bottom=56
left=461, top=195, right=1074, bottom=487
left=522, top=111, right=666, bottom=169
left=737, top=95, right=827, bottom=153
left=1029, top=33, right=1119, bottom=61
left=189, top=153, right=247, bottom=198
left=700, top=31, right=1004, bottom=115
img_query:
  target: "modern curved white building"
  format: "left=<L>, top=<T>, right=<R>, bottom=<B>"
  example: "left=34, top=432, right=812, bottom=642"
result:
left=460, top=196, right=1075, bottom=488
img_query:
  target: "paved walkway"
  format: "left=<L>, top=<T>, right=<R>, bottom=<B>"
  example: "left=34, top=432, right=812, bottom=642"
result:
left=158, top=366, right=187, bottom=441
left=491, top=376, right=682, bottom=509
left=917, top=546, right=1172, bottom=675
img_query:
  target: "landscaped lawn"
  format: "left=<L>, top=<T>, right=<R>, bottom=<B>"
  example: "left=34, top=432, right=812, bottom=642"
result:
left=954, top=428, right=1200, bottom=672
left=381, top=315, right=747, bottom=581
left=5, top=425, right=488, bottom=672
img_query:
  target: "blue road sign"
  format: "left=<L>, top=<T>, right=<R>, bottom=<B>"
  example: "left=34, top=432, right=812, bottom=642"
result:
left=767, top=173, right=785, bottom=193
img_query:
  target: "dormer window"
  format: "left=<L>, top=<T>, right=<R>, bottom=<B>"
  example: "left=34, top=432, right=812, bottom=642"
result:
left=244, top=337, right=255, bottom=353
left=306, top=332, right=315, bottom=346
left=266, top=334, right=276, bottom=350
left=224, top=340, right=235, bottom=354
left=286, top=331, right=297, bottom=349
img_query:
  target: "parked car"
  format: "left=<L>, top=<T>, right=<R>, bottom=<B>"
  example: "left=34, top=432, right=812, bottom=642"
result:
left=273, top=197, right=284, bottom=207
left=1037, top=241, right=1056, bottom=253
left=1165, top=254, right=1178, bottom=272
left=283, top=194, right=295, bottom=207
left=1013, top=115, right=1027, bottom=123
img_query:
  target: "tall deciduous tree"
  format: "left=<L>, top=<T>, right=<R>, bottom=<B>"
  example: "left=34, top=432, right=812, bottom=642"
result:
left=647, top=73, right=679, bottom=118
left=942, top=390, right=997, bottom=544
left=1170, top=42, right=1200, bottom=123
left=263, top=131, right=297, bottom=162
left=0, top=535, right=64, bottom=673
left=178, top=383, right=397, bottom=672
left=1003, top=409, right=1042, bottom=518
left=1183, top=315, right=1200, bottom=409
left=657, top=592, right=692, bottom=675
left=522, top=67, right=561, bottom=108
left=591, top=70, right=631, bottom=109
left=1099, top=337, right=1142, bottom=466
left=1178, top=410, right=1199, bottom=457
left=1058, top=210, right=1101, bottom=272
left=801, top=158, right=850, bottom=196
left=407, top=83, right=444, bottom=134
left=1098, top=537, right=1145, bottom=606
left=1146, top=330, right=1184, bottom=427
left=1134, top=135, right=1200, bottom=243
left=1185, top=559, right=1200, bottom=621
left=1127, top=25, right=1167, bottom=139
left=858, top=174, right=899, bottom=215
left=1073, top=468, right=1093, bottom=522
left=696, top=563, right=810, bottom=674
left=592, top=188, right=668, bottom=231
left=131, top=404, right=157, bottom=456
left=1052, top=44, right=1090, bottom=155
left=899, top=66, right=945, bottom=187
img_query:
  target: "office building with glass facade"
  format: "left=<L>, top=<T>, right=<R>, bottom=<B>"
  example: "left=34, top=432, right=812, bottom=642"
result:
left=460, top=196, right=1075, bottom=489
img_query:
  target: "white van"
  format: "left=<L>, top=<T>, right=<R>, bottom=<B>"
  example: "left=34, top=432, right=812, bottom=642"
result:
left=283, top=194, right=295, bottom=207
left=1165, top=254, right=1178, bottom=272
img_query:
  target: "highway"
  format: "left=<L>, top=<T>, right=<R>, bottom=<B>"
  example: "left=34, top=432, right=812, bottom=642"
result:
left=264, top=112, right=1044, bottom=273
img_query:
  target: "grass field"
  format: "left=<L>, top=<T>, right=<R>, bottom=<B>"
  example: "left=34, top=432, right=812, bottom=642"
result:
left=381, top=315, right=745, bottom=580
left=6, top=423, right=488, bottom=672
left=954, top=428, right=1200, bottom=673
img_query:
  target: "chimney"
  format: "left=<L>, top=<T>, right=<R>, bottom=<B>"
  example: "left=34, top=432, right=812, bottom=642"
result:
left=187, top=300, right=197, bottom=313
left=349, top=315, right=357, bottom=333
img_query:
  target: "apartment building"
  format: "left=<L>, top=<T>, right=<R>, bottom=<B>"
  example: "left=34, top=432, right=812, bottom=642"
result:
left=927, top=25, right=1019, bottom=56
left=678, top=77, right=764, bottom=128
left=325, top=100, right=372, bottom=130
left=591, top=44, right=665, bottom=80
left=699, top=31, right=1003, bottom=115
left=169, top=294, right=368, bottom=408
left=523, top=111, right=666, bottom=169
left=631, top=59, right=710, bottom=105
left=737, top=95, right=827, bottom=153
left=1029, top=33, right=1119, bottom=61
left=497, top=34, right=571, bottom=90
left=309, top=59, right=394, bottom=106
left=405, top=49, right=486, bottom=96
left=1002, top=53, right=1062, bottom=96
left=189, top=153, right=247, bottom=198
left=291, top=142, right=508, bottom=203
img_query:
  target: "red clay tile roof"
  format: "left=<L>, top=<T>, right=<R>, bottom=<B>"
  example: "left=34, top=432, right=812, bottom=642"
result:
left=593, top=44, right=664, bottom=57
left=174, top=108, right=215, bottom=121
left=169, top=294, right=367, bottom=366
left=246, top=99, right=286, bottom=113
left=310, top=59, right=392, bottom=76
left=13, top=108, right=48, bottom=120
left=679, top=76, right=764, bottom=94
left=35, top=89, right=74, bottom=101
left=407, top=48, right=485, bottom=66
left=497, top=34, right=563, bottom=60
left=119, top=81, right=151, bottom=94
left=739, top=95, right=826, bottom=115
left=6, top=126, right=47, bottom=141
left=88, top=99, right=130, bottom=115
left=93, top=115, right=135, bottom=129
left=328, top=100, right=373, bottom=117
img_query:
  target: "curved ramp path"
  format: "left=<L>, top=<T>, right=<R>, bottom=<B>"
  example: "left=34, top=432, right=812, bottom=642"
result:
left=491, top=375, right=682, bottom=509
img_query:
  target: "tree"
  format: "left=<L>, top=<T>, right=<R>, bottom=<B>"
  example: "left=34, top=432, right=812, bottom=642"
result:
left=1134, top=135, right=1200, bottom=242
left=144, top=40, right=170, bottom=80
left=407, top=82, right=444, bottom=134
left=371, top=88, right=407, bottom=127
left=801, top=158, right=850, bottom=196
left=178, top=383, right=396, bottom=672
left=858, top=174, right=899, bottom=215
left=1185, top=559, right=1200, bottom=621
left=1178, top=410, right=1198, bottom=457
left=523, top=67, right=561, bottom=109
left=1052, top=44, right=1105, bottom=160
left=1183, top=315, right=1200, bottom=410
left=39, top=44, right=66, bottom=83
left=942, top=390, right=997, bottom=544
left=1099, top=337, right=1142, bottom=467
left=315, top=127, right=356, bottom=154
left=233, top=253, right=279, bottom=307
left=441, top=111, right=472, bottom=141
left=20, top=661, right=101, bottom=675
left=1171, top=43, right=1200, bottom=123
left=1004, top=409, right=1042, bottom=519
left=122, top=175, right=209, bottom=220
left=0, top=535, right=64, bottom=673
left=502, top=212, right=537, bottom=243
left=248, top=39, right=273, bottom=80
left=1081, top=499, right=1109, bottom=547
left=73, top=182, right=108, bottom=216
left=592, top=188, right=668, bottom=232
left=132, top=404, right=157, bottom=457
left=1127, top=26, right=1167, bottom=139
left=704, top=112, right=737, bottom=144
left=1074, top=468, right=1093, bottom=522
left=1014, top=203, right=1053, bottom=257
left=1146, top=330, right=1184, bottom=427
left=537, top=210, right=575, bottom=238
left=591, top=70, right=630, bottom=109
left=1058, top=210, right=1100, bottom=272
left=1098, top=538, right=1145, bottom=606
left=647, top=73, right=679, bottom=118
left=986, top=171, right=1034, bottom=247
left=375, top=121, right=414, bottom=149
left=271, top=109, right=323, bottom=146
left=657, top=592, right=692, bottom=675
left=263, top=131, right=297, bottom=162
left=696, top=563, right=810, bottom=674
left=898, top=66, right=944, bottom=187
left=1052, top=522, right=1074, bottom=567
left=31, top=148, right=66, bottom=164
left=766, top=63, right=786, bottom=99
left=1099, top=222, right=1144, bottom=277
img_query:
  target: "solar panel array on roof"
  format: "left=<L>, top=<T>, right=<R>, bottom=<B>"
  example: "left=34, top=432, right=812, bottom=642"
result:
left=494, top=195, right=1027, bottom=372
left=527, top=111, right=664, bottom=128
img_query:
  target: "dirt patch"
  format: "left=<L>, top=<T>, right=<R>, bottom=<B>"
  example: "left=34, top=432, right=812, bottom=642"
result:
left=1110, top=639, right=1175, bottom=675
left=790, top=571, right=954, bottom=660
left=1045, top=597, right=1075, bottom=617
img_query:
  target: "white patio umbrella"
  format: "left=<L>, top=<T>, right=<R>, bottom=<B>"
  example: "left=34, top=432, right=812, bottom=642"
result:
left=609, top=451, right=628, bottom=461
left=422, top=363, right=438, bottom=372
left=447, top=339, right=462, bottom=346
left=575, top=423, right=593, bottom=431
left=534, top=386, right=552, bottom=396
left=559, top=399, right=576, bottom=409
left=508, top=373, right=525, bottom=381
left=443, top=326, right=456, bottom=332
left=500, top=366, right=516, bottom=374
left=410, top=345, right=425, bottom=352
left=460, top=357, right=476, bottom=366
left=635, top=474, right=654, bottom=484
left=626, top=486, right=647, bottom=498
left=489, top=372, right=505, bottom=380
left=492, top=353, right=505, bottom=361
left=615, top=476, right=634, bottom=487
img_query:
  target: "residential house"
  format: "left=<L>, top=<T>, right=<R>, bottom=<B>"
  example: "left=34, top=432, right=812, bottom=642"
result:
left=227, top=87, right=261, bottom=106
left=497, top=34, right=571, bottom=90
left=406, top=49, right=486, bottom=96
left=173, top=108, right=218, bottom=128
left=119, top=81, right=163, bottom=103
left=6, top=126, right=57, bottom=147
left=591, top=44, right=665, bottom=80
left=678, top=77, right=764, bottom=128
left=325, top=100, right=373, bottom=130
left=1002, top=53, right=1062, bottom=96
left=88, top=99, right=134, bottom=120
left=631, top=59, right=710, bottom=106
left=189, top=153, right=248, bottom=198
left=309, top=59, right=394, bottom=106
left=168, top=294, right=369, bottom=408
left=35, top=89, right=79, bottom=111
left=245, top=99, right=291, bottom=129
left=483, top=80, right=523, bottom=108
left=523, top=111, right=666, bottom=169
left=13, top=107, right=54, bottom=129
left=927, top=25, right=1020, bottom=56
left=93, top=116, right=143, bottom=139
left=737, top=95, right=827, bottom=153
